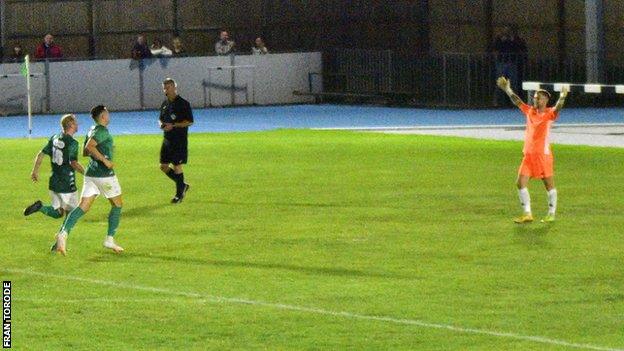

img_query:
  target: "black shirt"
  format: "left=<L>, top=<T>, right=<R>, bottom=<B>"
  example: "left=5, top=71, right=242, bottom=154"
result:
left=160, top=95, right=193, bottom=143
left=132, top=43, right=153, bottom=59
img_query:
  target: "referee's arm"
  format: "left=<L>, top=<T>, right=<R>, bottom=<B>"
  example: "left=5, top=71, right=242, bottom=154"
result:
left=173, top=101, right=194, bottom=128
left=172, top=120, right=193, bottom=128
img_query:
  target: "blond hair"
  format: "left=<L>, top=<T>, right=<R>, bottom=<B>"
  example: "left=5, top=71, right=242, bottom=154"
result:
left=60, top=114, right=77, bottom=131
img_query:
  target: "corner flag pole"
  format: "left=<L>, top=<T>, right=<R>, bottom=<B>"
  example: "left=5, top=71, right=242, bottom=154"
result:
left=24, top=55, right=33, bottom=139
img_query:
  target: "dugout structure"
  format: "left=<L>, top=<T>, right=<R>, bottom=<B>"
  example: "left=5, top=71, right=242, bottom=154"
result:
left=203, top=65, right=256, bottom=107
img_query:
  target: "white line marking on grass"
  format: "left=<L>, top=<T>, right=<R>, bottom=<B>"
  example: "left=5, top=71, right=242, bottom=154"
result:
left=13, top=297, right=199, bottom=304
left=313, top=122, right=624, bottom=131
left=4, top=268, right=622, bottom=351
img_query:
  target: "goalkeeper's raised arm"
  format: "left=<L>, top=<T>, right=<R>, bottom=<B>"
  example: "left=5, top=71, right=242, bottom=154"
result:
left=496, top=76, right=524, bottom=108
left=554, top=86, right=569, bottom=112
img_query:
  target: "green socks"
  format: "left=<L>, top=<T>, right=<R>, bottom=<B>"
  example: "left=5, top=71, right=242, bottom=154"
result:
left=58, top=206, right=121, bottom=236
left=61, top=207, right=85, bottom=235
left=107, top=206, right=122, bottom=236
left=40, top=205, right=62, bottom=219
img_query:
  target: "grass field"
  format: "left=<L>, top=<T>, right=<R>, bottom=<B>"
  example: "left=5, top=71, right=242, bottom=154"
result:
left=1, top=130, right=623, bottom=350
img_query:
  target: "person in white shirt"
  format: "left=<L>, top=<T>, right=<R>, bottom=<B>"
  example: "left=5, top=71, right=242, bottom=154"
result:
left=252, top=37, right=269, bottom=55
left=150, top=39, right=172, bottom=57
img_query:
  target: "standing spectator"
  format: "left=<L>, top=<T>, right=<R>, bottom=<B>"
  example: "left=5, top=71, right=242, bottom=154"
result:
left=34, top=34, right=63, bottom=60
left=150, top=39, right=172, bottom=57
left=171, top=37, right=187, bottom=57
left=215, top=31, right=235, bottom=55
left=251, top=37, right=269, bottom=55
left=7, top=44, right=25, bottom=63
left=493, top=26, right=527, bottom=97
left=514, top=31, right=528, bottom=95
left=131, top=35, right=153, bottom=60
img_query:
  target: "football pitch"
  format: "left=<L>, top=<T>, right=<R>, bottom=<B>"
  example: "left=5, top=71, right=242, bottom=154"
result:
left=1, top=130, right=623, bottom=350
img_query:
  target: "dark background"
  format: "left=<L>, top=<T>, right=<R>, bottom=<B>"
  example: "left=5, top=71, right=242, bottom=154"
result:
left=1, top=0, right=622, bottom=62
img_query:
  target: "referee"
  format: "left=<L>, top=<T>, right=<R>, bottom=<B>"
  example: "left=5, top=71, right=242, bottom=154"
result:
left=159, top=78, right=193, bottom=203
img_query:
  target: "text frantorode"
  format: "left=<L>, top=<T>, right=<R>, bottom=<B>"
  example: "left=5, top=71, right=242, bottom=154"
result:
left=3, top=281, right=11, bottom=349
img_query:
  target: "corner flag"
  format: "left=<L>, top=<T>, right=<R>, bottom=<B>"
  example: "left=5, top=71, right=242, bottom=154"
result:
left=20, top=55, right=30, bottom=77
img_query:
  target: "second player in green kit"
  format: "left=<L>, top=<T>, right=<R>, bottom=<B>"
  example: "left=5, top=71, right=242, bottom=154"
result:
left=53, top=105, right=125, bottom=255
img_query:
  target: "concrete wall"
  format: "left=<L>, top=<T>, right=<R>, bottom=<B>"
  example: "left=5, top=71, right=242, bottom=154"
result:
left=0, top=62, right=47, bottom=115
left=0, top=51, right=321, bottom=115
left=48, top=59, right=141, bottom=113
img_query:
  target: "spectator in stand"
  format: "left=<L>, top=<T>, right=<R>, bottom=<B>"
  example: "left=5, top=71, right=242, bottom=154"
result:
left=34, top=34, right=63, bottom=60
left=7, top=44, right=25, bottom=63
left=215, top=31, right=235, bottom=55
left=150, top=39, right=172, bottom=57
left=171, top=37, right=187, bottom=57
left=131, top=35, right=153, bottom=60
left=493, top=26, right=527, bottom=96
left=251, top=37, right=269, bottom=55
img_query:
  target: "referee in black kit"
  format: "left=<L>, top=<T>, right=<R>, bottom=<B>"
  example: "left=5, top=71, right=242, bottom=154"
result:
left=159, top=77, right=193, bottom=203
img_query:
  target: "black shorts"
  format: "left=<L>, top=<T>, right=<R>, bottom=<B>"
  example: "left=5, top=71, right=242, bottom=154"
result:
left=160, top=140, right=188, bottom=165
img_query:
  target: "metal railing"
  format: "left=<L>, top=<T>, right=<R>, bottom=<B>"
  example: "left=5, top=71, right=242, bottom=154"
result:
left=322, top=49, right=624, bottom=108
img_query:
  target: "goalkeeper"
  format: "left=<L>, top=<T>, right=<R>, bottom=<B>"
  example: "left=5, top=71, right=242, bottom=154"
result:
left=496, top=77, right=568, bottom=223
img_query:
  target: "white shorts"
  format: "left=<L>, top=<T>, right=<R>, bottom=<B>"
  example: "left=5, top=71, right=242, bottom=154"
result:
left=81, top=176, right=122, bottom=199
left=49, top=191, right=78, bottom=211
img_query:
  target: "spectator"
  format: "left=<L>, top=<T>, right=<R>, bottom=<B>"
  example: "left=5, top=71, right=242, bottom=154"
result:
left=514, top=31, right=528, bottom=95
left=215, top=31, right=235, bottom=55
left=131, top=35, right=153, bottom=60
left=251, top=37, right=269, bottom=55
left=8, top=44, right=25, bottom=63
left=34, top=34, right=63, bottom=60
left=493, top=26, right=527, bottom=95
left=171, top=37, right=187, bottom=57
left=150, top=39, right=172, bottom=57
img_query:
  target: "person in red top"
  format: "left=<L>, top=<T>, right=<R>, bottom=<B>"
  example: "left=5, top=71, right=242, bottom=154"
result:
left=34, top=34, right=63, bottom=60
left=496, top=77, right=569, bottom=223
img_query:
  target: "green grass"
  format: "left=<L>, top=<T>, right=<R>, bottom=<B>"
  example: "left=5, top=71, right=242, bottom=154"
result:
left=1, top=130, right=623, bottom=350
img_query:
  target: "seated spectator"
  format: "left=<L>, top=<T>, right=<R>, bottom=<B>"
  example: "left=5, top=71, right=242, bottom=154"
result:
left=34, top=34, right=63, bottom=60
left=171, top=37, right=187, bottom=57
left=215, top=31, right=235, bottom=55
left=252, top=37, right=269, bottom=55
left=150, top=39, right=172, bottom=57
left=131, top=35, right=153, bottom=60
left=8, top=44, right=25, bottom=63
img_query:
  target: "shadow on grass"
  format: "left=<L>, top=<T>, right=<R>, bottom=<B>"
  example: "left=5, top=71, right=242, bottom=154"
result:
left=81, top=204, right=169, bottom=223
left=513, top=222, right=555, bottom=248
left=204, top=200, right=411, bottom=210
left=102, top=252, right=418, bottom=280
left=121, top=204, right=169, bottom=218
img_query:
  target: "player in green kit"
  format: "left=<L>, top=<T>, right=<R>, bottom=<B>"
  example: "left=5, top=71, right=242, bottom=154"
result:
left=53, top=105, right=124, bottom=255
left=24, top=114, right=85, bottom=218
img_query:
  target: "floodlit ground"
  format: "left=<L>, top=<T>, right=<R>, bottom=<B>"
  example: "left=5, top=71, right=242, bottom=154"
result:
left=372, top=124, right=624, bottom=148
left=1, top=130, right=623, bottom=350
